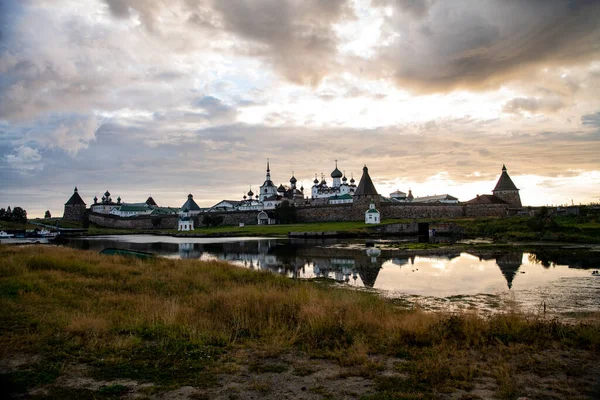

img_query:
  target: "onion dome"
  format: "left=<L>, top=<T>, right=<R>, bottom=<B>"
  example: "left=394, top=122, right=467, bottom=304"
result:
left=300, top=185, right=304, bottom=192
left=331, top=160, right=343, bottom=179
left=350, top=174, right=355, bottom=184
left=117, top=196, right=121, bottom=204
left=243, top=194, right=247, bottom=200
left=104, top=190, right=110, bottom=197
left=313, top=174, right=319, bottom=184
left=342, top=172, right=347, bottom=183
left=290, top=174, right=297, bottom=184
left=277, top=184, right=286, bottom=192
left=93, top=196, right=98, bottom=203
left=247, top=188, right=254, bottom=197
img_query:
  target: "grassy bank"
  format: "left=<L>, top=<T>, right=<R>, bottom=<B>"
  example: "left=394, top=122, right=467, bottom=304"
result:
left=1, top=246, right=599, bottom=399
left=445, top=213, right=600, bottom=243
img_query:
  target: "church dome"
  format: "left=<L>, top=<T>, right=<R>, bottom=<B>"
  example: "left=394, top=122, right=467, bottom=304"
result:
left=104, top=190, right=110, bottom=197
left=290, top=175, right=297, bottom=184
left=331, top=167, right=343, bottom=178
left=248, top=189, right=254, bottom=197
left=277, top=184, right=286, bottom=192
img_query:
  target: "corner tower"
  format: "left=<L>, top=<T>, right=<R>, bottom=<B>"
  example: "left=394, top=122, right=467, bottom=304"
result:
left=492, top=165, right=522, bottom=208
left=63, top=187, right=87, bottom=221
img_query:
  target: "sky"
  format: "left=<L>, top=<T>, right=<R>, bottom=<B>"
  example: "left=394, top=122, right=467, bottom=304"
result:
left=1, top=0, right=599, bottom=217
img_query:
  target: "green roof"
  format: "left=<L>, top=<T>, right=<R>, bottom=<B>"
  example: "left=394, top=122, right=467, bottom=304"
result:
left=151, top=207, right=179, bottom=215
left=118, top=205, right=150, bottom=212
left=366, top=209, right=379, bottom=213
left=329, top=194, right=353, bottom=200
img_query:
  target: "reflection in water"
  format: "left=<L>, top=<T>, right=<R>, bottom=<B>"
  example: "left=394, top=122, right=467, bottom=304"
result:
left=62, top=236, right=599, bottom=315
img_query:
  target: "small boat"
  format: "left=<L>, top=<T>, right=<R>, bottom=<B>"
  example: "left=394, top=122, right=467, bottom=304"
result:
left=0, top=231, right=14, bottom=238
left=100, top=248, right=155, bottom=260
left=38, top=229, right=58, bottom=238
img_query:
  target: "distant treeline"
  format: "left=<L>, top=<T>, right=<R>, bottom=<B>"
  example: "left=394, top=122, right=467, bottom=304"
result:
left=0, top=206, right=28, bottom=223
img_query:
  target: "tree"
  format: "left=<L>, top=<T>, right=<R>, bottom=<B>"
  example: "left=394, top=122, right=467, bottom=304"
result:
left=0, top=208, right=5, bottom=221
left=11, top=207, right=27, bottom=223
left=202, top=214, right=224, bottom=227
left=44, top=210, right=52, bottom=219
left=274, top=201, right=297, bottom=224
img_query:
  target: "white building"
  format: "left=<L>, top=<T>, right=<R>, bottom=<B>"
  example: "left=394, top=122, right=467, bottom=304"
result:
left=178, top=207, right=194, bottom=231
left=329, top=194, right=353, bottom=205
left=90, top=190, right=120, bottom=214
left=110, top=204, right=153, bottom=217
left=259, top=160, right=278, bottom=202
left=311, top=161, right=356, bottom=199
left=365, top=202, right=381, bottom=224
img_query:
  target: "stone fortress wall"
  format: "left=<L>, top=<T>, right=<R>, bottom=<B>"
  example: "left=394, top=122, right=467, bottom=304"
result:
left=87, top=200, right=508, bottom=229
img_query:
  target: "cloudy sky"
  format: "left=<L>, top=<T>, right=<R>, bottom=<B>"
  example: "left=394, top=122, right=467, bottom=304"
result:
left=1, top=0, right=599, bottom=217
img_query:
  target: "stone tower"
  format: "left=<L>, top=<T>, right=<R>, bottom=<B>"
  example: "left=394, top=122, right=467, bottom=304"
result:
left=63, top=187, right=87, bottom=221
left=492, top=165, right=522, bottom=208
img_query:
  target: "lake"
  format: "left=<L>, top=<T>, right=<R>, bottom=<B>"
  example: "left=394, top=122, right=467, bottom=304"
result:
left=61, top=235, right=600, bottom=317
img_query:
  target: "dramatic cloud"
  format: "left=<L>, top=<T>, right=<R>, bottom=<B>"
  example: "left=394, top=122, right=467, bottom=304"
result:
left=372, top=0, right=600, bottom=92
left=1, top=0, right=599, bottom=216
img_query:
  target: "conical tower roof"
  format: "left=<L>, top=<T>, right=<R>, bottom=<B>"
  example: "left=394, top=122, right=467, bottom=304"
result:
left=493, top=165, right=519, bottom=192
left=496, top=253, right=522, bottom=289
left=357, top=266, right=381, bottom=288
left=354, top=165, right=379, bottom=196
left=65, top=187, right=86, bottom=206
left=181, top=194, right=201, bottom=211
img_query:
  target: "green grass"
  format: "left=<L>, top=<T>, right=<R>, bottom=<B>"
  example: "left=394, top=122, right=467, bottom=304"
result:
left=0, top=220, right=40, bottom=230
left=30, top=218, right=85, bottom=229
left=1, top=246, right=599, bottom=398
left=430, top=212, right=600, bottom=243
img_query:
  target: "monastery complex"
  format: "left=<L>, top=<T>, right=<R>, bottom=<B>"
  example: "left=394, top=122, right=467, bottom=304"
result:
left=63, top=163, right=522, bottom=230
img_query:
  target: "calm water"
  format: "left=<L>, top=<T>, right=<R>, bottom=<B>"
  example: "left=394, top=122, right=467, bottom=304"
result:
left=62, top=235, right=600, bottom=316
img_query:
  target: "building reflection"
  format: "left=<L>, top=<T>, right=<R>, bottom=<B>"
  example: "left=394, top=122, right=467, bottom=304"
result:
left=466, top=251, right=523, bottom=289
left=63, top=236, right=596, bottom=293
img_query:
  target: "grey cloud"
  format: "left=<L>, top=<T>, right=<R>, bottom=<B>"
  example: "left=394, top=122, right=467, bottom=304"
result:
left=502, top=97, right=566, bottom=115
left=192, top=96, right=234, bottom=116
left=372, top=1, right=600, bottom=93
left=581, top=111, right=600, bottom=128
left=101, top=0, right=351, bottom=86
left=4, top=145, right=43, bottom=171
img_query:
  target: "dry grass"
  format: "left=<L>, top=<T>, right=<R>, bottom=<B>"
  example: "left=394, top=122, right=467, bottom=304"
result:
left=1, top=245, right=599, bottom=399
